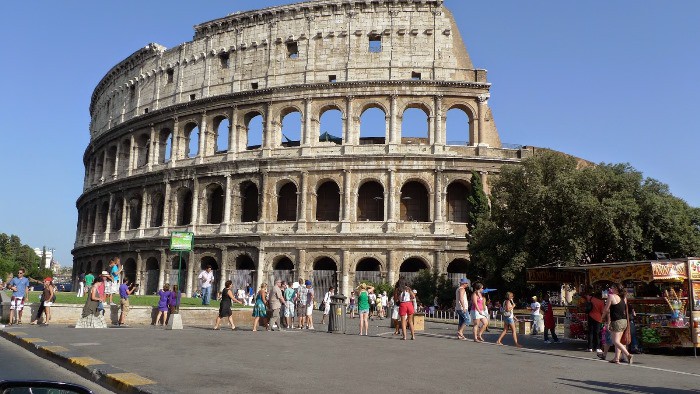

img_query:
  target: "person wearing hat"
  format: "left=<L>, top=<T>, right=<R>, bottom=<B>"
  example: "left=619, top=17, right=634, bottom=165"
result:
left=530, top=296, right=542, bottom=335
left=455, top=278, right=471, bottom=340
left=30, top=277, right=55, bottom=325
left=304, top=280, right=315, bottom=329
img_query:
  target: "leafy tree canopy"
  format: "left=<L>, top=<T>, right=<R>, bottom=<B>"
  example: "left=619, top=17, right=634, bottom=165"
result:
left=0, top=232, right=50, bottom=281
left=468, top=150, right=700, bottom=293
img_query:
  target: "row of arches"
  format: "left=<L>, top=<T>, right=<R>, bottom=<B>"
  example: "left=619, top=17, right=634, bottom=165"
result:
left=76, top=254, right=470, bottom=297
left=77, top=176, right=474, bottom=238
left=85, top=100, right=477, bottom=188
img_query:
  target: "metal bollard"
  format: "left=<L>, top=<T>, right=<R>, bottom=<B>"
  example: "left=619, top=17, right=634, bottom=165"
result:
left=328, top=294, right=347, bottom=333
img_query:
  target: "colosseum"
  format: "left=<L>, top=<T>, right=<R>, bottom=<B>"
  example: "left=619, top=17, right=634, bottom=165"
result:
left=72, top=0, right=535, bottom=298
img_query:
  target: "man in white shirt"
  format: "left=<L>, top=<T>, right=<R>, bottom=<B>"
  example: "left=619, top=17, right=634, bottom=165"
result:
left=321, top=287, right=334, bottom=324
left=455, top=278, right=471, bottom=340
left=198, top=265, right=215, bottom=305
left=530, top=296, right=542, bottom=335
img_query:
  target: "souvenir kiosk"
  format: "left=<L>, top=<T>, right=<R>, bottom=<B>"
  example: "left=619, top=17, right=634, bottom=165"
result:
left=528, top=258, right=700, bottom=354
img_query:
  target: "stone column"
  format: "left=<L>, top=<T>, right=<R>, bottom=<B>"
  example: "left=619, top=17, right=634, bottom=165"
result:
left=219, top=247, right=228, bottom=291
left=104, top=193, right=113, bottom=239
left=387, top=249, right=396, bottom=285
left=100, top=150, right=109, bottom=183
left=197, top=112, right=207, bottom=163
left=298, top=171, right=308, bottom=226
left=477, top=94, right=489, bottom=146
left=434, top=169, right=443, bottom=222
left=303, top=98, right=312, bottom=147
left=158, top=249, right=167, bottom=292
left=342, top=169, right=351, bottom=222
left=119, top=196, right=128, bottom=239
left=228, top=106, right=238, bottom=160
left=128, top=134, right=135, bottom=176
left=186, top=250, right=197, bottom=297
left=113, top=142, right=121, bottom=178
left=345, top=96, right=355, bottom=145
left=136, top=252, right=144, bottom=295
left=191, top=176, right=199, bottom=227
left=389, top=95, right=398, bottom=144
left=297, top=249, right=307, bottom=280
left=342, top=249, right=351, bottom=296
left=223, top=174, right=232, bottom=230
left=148, top=124, right=156, bottom=171
left=171, top=117, right=180, bottom=163
left=139, top=188, right=148, bottom=235
left=263, top=103, right=273, bottom=152
left=256, top=248, right=265, bottom=290
left=433, top=95, right=443, bottom=145
left=162, top=181, right=171, bottom=234
left=387, top=168, right=396, bottom=222
left=260, top=170, right=269, bottom=224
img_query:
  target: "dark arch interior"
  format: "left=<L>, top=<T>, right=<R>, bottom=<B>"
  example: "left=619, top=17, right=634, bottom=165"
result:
left=274, top=257, right=294, bottom=270
left=236, top=255, right=256, bottom=270
left=356, top=258, right=381, bottom=271
left=313, top=257, right=337, bottom=271
left=400, top=258, right=428, bottom=272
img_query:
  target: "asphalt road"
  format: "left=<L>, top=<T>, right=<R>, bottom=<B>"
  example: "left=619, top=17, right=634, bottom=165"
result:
left=0, top=336, right=113, bottom=393
left=2, top=317, right=699, bottom=393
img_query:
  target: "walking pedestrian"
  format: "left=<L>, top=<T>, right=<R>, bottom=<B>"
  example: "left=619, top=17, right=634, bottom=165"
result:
left=321, top=286, right=334, bottom=325
left=398, top=282, right=416, bottom=340
left=8, top=268, right=31, bottom=325
left=602, top=283, right=633, bottom=364
left=84, top=270, right=95, bottom=294
left=542, top=297, right=559, bottom=343
left=75, top=275, right=107, bottom=328
left=296, top=279, right=308, bottom=329
left=496, top=292, right=522, bottom=347
left=455, top=278, right=471, bottom=340
left=357, top=283, right=372, bottom=336
left=252, top=283, right=269, bottom=331
left=470, top=282, right=488, bottom=342
left=77, top=272, right=86, bottom=297
left=381, top=291, right=388, bottom=319
left=348, top=291, right=357, bottom=319
left=30, top=277, right=55, bottom=325
left=375, top=292, right=384, bottom=320
left=284, top=281, right=297, bottom=329
left=530, top=296, right=541, bottom=335
left=107, top=257, right=122, bottom=306
left=154, top=284, right=171, bottom=326
left=268, top=280, right=285, bottom=331
left=198, top=265, right=215, bottom=305
left=391, top=286, right=401, bottom=336
left=369, top=289, right=377, bottom=320
left=246, top=283, right=254, bottom=306
left=584, top=286, right=604, bottom=353
left=118, top=277, right=138, bottom=326
left=214, top=280, right=244, bottom=330
left=304, top=280, right=315, bottom=330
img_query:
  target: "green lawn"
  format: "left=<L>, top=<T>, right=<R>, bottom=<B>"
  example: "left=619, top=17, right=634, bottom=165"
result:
left=3, top=291, right=252, bottom=308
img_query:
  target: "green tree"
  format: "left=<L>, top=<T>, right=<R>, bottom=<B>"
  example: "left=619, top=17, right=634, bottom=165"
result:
left=467, top=171, right=490, bottom=231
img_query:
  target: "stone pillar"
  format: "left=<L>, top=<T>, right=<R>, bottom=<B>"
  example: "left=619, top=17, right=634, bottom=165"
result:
left=191, top=177, right=199, bottom=227
left=162, top=181, right=171, bottom=234
left=219, top=247, right=228, bottom=291
left=197, top=112, right=207, bottom=163
left=148, top=124, right=156, bottom=171
left=387, top=249, right=396, bottom=285
left=228, top=106, right=238, bottom=160
left=158, top=249, right=167, bottom=292
left=303, top=98, right=312, bottom=147
left=100, top=150, right=109, bottom=183
left=223, top=174, right=232, bottom=229
left=139, top=188, right=148, bottom=235
left=477, top=94, right=489, bottom=146
left=263, top=103, right=273, bottom=151
left=298, top=171, right=308, bottom=226
left=387, top=168, right=396, bottom=222
left=389, top=95, right=398, bottom=144
left=341, top=249, right=351, bottom=296
left=255, top=248, right=265, bottom=290
left=260, top=170, right=269, bottom=224
left=434, top=95, right=443, bottom=145
left=434, top=169, right=443, bottom=222
left=104, top=193, right=113, bottom=239
left=345, top=96, right=355, bottom=145
left=297, top=249, right=307, bottom=280
left=128, top=134, right=135, bottom=176
left=119, top=196, right=128, bottom=239
left=186, top=250, right=197, bottom=297
left=136, top=252, right=144, bottom=295
left=172, top=117, right=180, bottom=163
left=113, top=142, right=121, bottom=178
left=341, top=169, right=351, bottom=229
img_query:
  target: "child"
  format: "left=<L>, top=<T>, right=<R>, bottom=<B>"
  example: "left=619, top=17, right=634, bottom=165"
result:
left=168, top=284, right=181, bottom=316
left=155, top=284, right=172, bottom=326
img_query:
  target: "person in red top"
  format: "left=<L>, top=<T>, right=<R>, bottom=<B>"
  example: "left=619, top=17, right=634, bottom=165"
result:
left=585, top=286, right=605, bottom=353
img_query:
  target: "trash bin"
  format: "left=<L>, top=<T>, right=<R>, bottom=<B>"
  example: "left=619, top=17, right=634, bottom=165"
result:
left=328, top=294, right=347, bottom=333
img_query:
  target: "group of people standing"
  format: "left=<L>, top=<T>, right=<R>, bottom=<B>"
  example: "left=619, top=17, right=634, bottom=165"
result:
left=583, top=284, right=635, bottom=365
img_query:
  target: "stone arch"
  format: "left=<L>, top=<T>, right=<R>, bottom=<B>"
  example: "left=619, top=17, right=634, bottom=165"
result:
left=445, top=104, right=475, bottom=146
left=184, top=122, right=200, bottom=158
left=94, top=151, right=104, bottom=183
left=200, top=255, right=221, bottom=297
left=174, top=187, right=193, bottom=226
left=239, top=180, right=260, bottom=222
left=277, top=181, right=298, bottom=221
left=399, top=257, right=430, bottom=283
left=128, top=193, right=142, bottom=229
left=400, top=103, right=430, bottom=142
left=271, top=255, right=295, bottom=284
left=158, top=127, right=173, bottom=163
left=313, top=256, right=338, bottom=291
left=400, top=180, right=430, bottom=222
left=446, top=180, right=470, bottom=223
left=315, top=180, right=340, bottom=221
left=110, top=198, right=123, bottom=231
left=98, top=200, right=109, bottom=233
left=318, top=105, right=344, bottom=145
left=357, top=179, right=385, bottom=221
left=244, top=111, right=264, bottom=150
left=202, top=182, right=225, bottom=224
left=213, top=115, right=230, bottom=153
left=359, top=103, right=387, bottom=143
left=446, top=258, right=469, bottom=286
left=169, top=255, right=188, bottom=291
left=118, top=138, right=130, bottom=175
left=150, top=192, right=165, bottom=227
left=94, top=259, right=104, bottom=274
left=122, top=257, right=137, bottom=284
left=135, top=132, right=150, bottom=168
left=144, top=257, right=160, bottom=295
left=355, top=257, right=382, bottom=285
left=280, top=107, right=302, bottom=147
left=231, top=253, right=256, bottom=291
left=105, top=145, right=117, bottom=177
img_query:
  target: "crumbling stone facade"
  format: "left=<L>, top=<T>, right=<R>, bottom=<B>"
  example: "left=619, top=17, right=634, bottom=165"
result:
left=73, top=0, right=533, bottom=297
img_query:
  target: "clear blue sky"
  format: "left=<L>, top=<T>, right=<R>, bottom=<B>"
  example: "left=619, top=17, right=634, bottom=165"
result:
left=1, top=1, right=698, bottom=267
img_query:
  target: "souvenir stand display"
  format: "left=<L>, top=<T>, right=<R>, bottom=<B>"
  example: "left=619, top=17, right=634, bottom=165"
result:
left=525, top=267, right=586, bottom=339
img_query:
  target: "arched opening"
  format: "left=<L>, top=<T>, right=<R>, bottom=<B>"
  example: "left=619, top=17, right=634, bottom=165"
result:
left=355, top=258, right=382, bottom=285
left=272, top=257, right=295, bottom=284
left=313, top=257, right=338, bottom=292
left=136, top=133, right=150, bottom=167
left=446, top=181, right=470, bottom=223
left=401, top=107, right=429, bottom=143
left=159, top=128, right=173, bottom=163
left=277, top=182, right=297, bottom=221
left=359, top=106, right=386, bottom=144
left=399, top=258, right=429, bottom=283
left=215, top=117, right=229, bottom=153
left=118, top=139, right=130, bottom=175
left=169, top=256, right=188, bottom=290
left=176, top=188, right=193, bottom=226
left=85, top=207, right=95, bottom=235
left=144, top=257, right=160, bottom=295
left=105, top=146, right=117, bottom=177
left=319, top=108, right=343, bottom=145
left=122, top=258, right=137, bottom=284
left=315, top=181, right=340, bottom=221
left=446, top=259, right=469, bottom=287
left=280, top=109, right=301, bottom=147
left=98, top=201, right=109, bottom=233
left=185, top=123, right=200, bottom=158
left=357, top=181, right=384, bottom=221
left=204, top=184, right=225, bottom=224
left=231, top=255, right=256, bottom=292
left=240, top=181, right=259, bottom=222
left=245, top=113, right=264, bottom=150
left=128, top=195, right=142, bottom=229
left=111, top=198, right=123, bottom=231
left=400, top=181, right=429, bottom=222
left=94, top=260, right=104, bottom=275
left=150, top=193, right=164, bottom=227
left=94, top=152, right=104, bottom=183
left=200, top=256, right=220, bottom=298
left=445, top=107, right=472, bottom=146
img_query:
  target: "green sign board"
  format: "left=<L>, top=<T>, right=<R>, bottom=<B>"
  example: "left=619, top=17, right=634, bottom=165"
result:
left=170, top=231, right=194, bottom=252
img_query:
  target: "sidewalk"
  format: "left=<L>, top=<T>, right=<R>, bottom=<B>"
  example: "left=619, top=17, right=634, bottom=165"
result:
left=1, top=315, right=698, bottom=394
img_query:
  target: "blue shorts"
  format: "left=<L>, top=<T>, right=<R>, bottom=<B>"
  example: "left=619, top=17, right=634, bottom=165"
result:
left=504, top=316, right=515, bottom=325
left=457, top=310, right=471, bottom=326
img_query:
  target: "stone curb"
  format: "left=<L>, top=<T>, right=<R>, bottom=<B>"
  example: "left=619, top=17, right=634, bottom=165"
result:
left=0, top=328, right=171, bottom=394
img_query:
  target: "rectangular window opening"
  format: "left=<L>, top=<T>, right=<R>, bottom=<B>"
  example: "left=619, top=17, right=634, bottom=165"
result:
left=189, top=94, right=196, bottom=101
left=251, top=82, right=259, bottom=90
left=369, top=36, right=382, bottom=53
left=329, top=75, right=337, bottom=83
left=166, top=69, right=174, bottom=83
left=287, top=42, right=299, bottom=59
left=219, top=53, right=230, bottom=68
left=411, top=72, right=422, bottom=80
left=143, top=108, right=149, bottom=114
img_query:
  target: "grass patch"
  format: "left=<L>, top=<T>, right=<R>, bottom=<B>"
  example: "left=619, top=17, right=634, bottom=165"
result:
left=2, top=291, right=252, bottom=308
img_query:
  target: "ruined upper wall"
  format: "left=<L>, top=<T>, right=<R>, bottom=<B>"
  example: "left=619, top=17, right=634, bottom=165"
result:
left=89, top=0, right=484, bottom=138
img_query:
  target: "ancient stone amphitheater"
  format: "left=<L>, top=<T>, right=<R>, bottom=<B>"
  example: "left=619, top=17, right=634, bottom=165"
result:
left=72, top=0, right=534, bottom=297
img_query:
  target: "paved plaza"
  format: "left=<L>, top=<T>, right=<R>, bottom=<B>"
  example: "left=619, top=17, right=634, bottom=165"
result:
left=1, top=314, right=699, bottom=393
